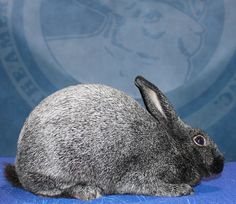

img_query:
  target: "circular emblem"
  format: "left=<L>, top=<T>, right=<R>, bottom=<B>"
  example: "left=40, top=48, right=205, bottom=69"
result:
left=3, top=0, right=236, bottom=129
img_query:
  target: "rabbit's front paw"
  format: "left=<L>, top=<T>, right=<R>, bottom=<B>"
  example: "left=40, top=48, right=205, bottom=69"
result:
left=155, top=183, right=193, bottom=197
left=68, top=185, right=102, bottom=200
left=174, top=184, right=194, bottom=196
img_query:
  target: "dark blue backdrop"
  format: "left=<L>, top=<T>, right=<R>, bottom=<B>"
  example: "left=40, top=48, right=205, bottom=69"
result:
left=0, top=0, right=236, bottom=161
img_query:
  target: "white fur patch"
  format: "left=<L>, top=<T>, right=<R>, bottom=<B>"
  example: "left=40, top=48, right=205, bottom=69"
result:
left=178, top=117, right=190, bottom=128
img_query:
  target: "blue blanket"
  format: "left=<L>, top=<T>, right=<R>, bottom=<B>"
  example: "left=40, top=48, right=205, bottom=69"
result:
left=0, top=157, right=235, bottom=204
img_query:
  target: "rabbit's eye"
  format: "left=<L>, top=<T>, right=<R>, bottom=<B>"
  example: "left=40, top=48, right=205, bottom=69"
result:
left=193, top=135, right=206, bottom=147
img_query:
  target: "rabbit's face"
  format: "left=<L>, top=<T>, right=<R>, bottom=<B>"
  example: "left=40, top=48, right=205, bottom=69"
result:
left=190, top=129, right=224, bottom=177
left=176, top=120, right=224, bottom=177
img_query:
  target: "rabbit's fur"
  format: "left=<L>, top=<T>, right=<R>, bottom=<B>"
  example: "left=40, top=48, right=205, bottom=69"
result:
left=5, top=76, right=224, bottom=200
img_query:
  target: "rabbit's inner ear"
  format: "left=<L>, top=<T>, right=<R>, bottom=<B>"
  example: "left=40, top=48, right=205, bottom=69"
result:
left=147, top=88, right=167, bottom=119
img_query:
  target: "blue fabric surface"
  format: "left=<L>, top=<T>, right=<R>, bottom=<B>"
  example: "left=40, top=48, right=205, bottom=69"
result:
left=0, top=157, right=236, bottom=204
left=0, top=1, right=236, bottom=160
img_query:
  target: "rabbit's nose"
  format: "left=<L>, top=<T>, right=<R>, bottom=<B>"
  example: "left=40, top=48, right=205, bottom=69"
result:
left=211, top=155, right=224, bottom=174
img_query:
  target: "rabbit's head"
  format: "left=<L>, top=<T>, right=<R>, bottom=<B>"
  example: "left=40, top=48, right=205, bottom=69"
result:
left=135, top=76, right=224, bottom=178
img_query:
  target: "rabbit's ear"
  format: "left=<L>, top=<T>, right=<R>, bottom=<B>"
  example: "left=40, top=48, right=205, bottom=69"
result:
left=135, top=76, right=177, bottom=126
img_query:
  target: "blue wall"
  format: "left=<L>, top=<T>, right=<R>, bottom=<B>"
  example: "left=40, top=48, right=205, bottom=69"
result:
left=0, top=0, right=236, bottom=161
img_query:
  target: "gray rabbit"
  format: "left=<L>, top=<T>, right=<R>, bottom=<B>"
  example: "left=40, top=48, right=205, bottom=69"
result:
left=5, top=76, right=224, bottom=200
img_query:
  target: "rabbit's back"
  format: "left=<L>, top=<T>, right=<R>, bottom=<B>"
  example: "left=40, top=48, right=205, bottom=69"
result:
left=16, top=84, right=156, bottom=188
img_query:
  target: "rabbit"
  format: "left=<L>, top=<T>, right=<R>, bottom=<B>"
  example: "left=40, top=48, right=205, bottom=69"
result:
left=5, top=76, right=224, bottom=200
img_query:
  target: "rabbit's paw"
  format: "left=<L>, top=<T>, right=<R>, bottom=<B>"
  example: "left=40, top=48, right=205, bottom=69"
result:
left=70, top=185, right=102, bottom=200
left=173, top=184, right=194, bottom=196
left=155, top=183, right=193, bottom=197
